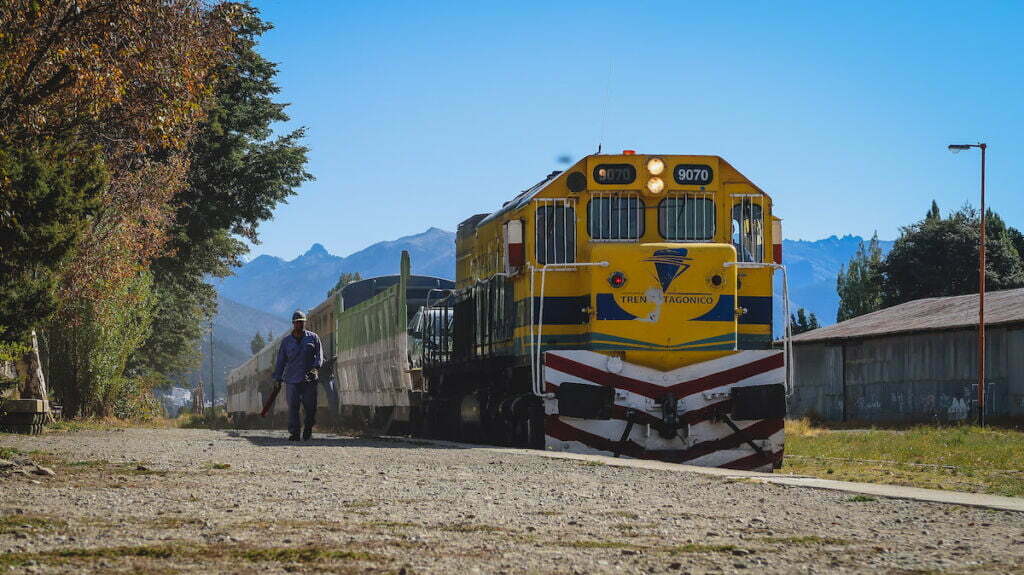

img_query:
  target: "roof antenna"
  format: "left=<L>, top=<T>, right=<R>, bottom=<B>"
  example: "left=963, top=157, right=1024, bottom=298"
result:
left=596, top=59, right=613, bottom=155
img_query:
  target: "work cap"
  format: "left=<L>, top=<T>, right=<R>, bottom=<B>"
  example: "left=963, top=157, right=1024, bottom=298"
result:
left=292, top=310, right=307, bottom=322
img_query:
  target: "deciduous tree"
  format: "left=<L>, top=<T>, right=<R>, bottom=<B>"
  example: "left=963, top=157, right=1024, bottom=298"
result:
left=1, top=0, right=231, bottom=416
left=881, top=204, right=1024, bottom=306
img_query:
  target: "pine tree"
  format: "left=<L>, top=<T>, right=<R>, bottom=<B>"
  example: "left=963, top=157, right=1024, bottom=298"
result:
left=790, top=308, right=820, bottom=335
left=250, top=332, right=266, bottom=355
left=836, top=232, right=885, bottom=321
left=328, top=272, right=363, bottom=297
left=0, top=142, right=105, bottom=345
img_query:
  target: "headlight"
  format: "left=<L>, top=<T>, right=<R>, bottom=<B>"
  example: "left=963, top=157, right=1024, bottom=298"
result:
left=646, top=177, right=664, bottom=195
left=646, top=157, right=664, bottom=175
left=607, top=271, right=627, bottom=288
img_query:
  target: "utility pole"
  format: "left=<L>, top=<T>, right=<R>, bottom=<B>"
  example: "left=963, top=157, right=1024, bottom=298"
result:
left=209, top=319, right=215, bottom=412
left=948, top=142, right=988, bottom=426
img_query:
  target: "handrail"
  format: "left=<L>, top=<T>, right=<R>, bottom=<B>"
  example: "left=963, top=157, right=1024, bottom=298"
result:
left=724, top=261, right=794, bottom=397
left=528, top=261, right=609, bottom=396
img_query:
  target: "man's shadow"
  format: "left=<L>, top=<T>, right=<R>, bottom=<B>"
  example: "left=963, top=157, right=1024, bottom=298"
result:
left=222, top=429, right=466, bottom=450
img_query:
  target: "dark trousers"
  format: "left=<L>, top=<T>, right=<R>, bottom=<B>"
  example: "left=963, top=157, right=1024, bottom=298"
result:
left=286, top=382, right=317, bottom=436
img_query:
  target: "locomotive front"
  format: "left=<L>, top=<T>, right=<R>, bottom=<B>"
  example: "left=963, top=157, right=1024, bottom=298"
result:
left=508, top=154, right=787, bottom=471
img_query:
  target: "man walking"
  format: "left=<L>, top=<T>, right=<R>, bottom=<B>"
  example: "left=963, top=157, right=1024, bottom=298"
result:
left=272, top=310, right=323, bottom=441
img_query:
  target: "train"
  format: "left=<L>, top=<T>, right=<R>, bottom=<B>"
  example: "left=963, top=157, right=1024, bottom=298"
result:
left=227, top=152, right=791, bottom=471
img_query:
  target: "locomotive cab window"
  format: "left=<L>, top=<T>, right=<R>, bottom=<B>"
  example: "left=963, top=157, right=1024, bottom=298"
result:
left=535, top=200, right=576, bottom=264
left=588, top=193, right=644, bottom=241
left=732, top=201, right=764, bottom=262
left=659, top=195, right=715, bottom=241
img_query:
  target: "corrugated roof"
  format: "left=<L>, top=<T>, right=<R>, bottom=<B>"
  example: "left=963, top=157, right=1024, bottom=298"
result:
left=790, top=287, right=1024, bottom=343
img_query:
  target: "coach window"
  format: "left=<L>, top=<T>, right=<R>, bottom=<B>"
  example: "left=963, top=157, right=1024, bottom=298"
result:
left=535, top=201, right=576, bottom=264
left=732, top=201, right=764, bottom=262
left=659, top=195, right=715, bottom=241
left=588, top=193, right=644, bottom=241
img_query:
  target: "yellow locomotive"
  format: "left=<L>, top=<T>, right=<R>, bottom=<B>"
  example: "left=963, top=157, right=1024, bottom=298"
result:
left=419, top=152, right=789, bottom=470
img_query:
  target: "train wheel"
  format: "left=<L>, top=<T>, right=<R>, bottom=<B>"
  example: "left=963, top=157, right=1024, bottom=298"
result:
left=457, top=394, right=482, bottom=443
left=526, top=400, right=545, bottom=450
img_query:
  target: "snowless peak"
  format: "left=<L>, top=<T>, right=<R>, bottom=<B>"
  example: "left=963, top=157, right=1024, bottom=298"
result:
left=304, top=243, right=329, bottom=257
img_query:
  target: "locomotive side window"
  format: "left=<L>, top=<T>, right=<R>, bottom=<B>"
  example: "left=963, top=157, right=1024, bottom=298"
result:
left=732, top=200, right=764, bottom=262
left=659, top=194, right=715, bottom=241
left=588, top=193, right=644, bottom=241
left=535, top=200, right=576, bottom=264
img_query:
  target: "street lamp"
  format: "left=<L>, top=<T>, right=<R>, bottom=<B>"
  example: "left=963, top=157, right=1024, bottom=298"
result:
left=948, top=142, right=987, bottom=426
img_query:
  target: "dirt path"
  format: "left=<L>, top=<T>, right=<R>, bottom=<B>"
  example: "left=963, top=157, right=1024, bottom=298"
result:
left=1, top=428, right=1023, bottom=574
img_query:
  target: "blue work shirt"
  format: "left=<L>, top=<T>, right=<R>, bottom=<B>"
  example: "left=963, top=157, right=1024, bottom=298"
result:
left=272, top=330, right=323, bottom=384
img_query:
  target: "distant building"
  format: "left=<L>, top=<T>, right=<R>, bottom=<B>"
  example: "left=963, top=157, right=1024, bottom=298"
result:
left=788, top=287, right=1024, bottom=423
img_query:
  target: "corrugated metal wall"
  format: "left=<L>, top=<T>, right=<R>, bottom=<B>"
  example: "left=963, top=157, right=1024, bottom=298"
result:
left=789, top=325, right=1024, bottom=422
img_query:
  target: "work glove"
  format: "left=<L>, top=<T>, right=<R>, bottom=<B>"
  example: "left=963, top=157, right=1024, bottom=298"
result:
left=304, top=368, right=318, bottom=383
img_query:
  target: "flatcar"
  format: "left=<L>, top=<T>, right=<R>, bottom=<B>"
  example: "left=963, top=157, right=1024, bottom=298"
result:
left=225, top=268, right=455, bottom=427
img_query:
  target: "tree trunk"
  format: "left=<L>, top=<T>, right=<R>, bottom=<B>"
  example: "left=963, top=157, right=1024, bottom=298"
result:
left=16, top=330, right=48, bottom=402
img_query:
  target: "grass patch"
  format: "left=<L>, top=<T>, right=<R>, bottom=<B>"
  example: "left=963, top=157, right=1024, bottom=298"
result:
left=46, top=417, right=177, bottom=433
left=665, top=543, right=739, bottom=554
left=0, top=514, right=67, bottom=534
left=343, top=499, right=376, bottom=508
left=364, top=520, right=417, bottom=529
left=441, top=523, right=506, bottom=533
left=66, top=459, right=110, bottom=467
left=847, top=495, right=877, bottom=502
left=0, top=543, right=379, bottom=568
left=760, top=535, right=849, bottom=545
left=236, top=547, right=377, bottom=562
left=0, top=446, right=25, bottom=459
left=579, top=460, right=605, bottom=467
left=176, top=410, right=232, bottom=430
left=53, top=545, right=178, bottom=559
left=146, top=516, right=205, bottom=529
left=562, top=540, right=644, bottom=550
left=604, top=510, right=640, bottom=519
left=784, top=419, right=1024, bottom=497
left=209, top=462, right=231, bottom=470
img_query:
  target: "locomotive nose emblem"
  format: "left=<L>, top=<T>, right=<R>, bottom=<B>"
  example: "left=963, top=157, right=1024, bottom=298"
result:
left=643, top=248, right=692, bottom=293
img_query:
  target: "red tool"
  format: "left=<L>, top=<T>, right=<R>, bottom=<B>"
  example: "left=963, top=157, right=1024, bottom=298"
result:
left=260, top=382, right=281, bottom=417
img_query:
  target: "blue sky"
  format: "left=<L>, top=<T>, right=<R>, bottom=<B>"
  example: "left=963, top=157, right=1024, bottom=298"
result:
left=249, top=0, right=1023, bottom=260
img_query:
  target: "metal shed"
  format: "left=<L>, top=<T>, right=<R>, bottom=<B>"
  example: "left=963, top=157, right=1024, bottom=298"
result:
left=788, top=287, right=1024, bottom=422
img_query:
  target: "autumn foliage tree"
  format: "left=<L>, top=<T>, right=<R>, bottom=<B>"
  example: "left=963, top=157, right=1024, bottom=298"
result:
left=0, top=0, right=233, bottom=416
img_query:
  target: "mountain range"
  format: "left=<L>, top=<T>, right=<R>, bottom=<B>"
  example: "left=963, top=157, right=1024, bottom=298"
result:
left=195, top=228, right=890, bottom=400
left=214, top=227, right=455, bottom=317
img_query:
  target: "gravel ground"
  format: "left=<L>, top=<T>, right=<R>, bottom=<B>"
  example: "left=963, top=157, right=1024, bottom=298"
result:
left=1, top=428, right=1023, bottom=574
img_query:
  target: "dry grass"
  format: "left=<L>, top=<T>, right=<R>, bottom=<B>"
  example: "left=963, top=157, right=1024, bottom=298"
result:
left=0, top=543, right=381, bottom=568
left=46, top=417, right=179, bottom=433
left=0, top=514, right=66, bottom=535
left=784, top=419, right=1024, bottom=497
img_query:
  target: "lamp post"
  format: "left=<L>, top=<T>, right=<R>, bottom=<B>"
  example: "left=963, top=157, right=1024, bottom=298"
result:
left=948, top=142, right=987, bottom=426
